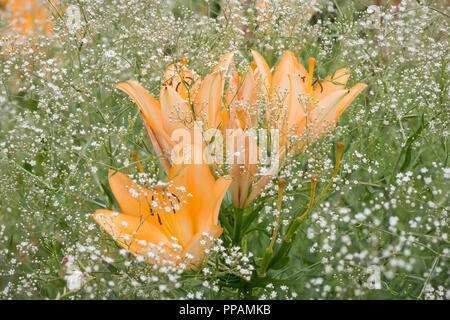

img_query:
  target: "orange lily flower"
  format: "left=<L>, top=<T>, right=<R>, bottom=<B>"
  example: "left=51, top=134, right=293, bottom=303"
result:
left=93, top=145, right=231, bottom=269
left=220, top=66, right=261, bottom=208
left=222, top=50, right=367, bottom=207
left=116, top=52, right=234, bottom=174
left=250, top=49, right=367, bottom=146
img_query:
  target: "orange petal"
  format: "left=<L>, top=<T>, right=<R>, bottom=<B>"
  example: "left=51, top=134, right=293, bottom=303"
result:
left=116, top=80, right=161, bottom=131
left=214, top=51, right=235, bottom=73
left=219, top=107, right=229, bottom=130
left=93, top=209, right=171, bottom=254
left=225, top=69, right=241, bottom=107
left=180, top=225, right=223, bottom=270
left=314, top=68, right=350, bottom=100
left=272, top=51, right=307, bottom=94
left=336, top=83, right=367, bottom=116
left=160, top=86, right=191, bottom=134
left=168, top=160, right=216, bottom=234
left=107, top=170, right=152, bottom=216
left=244, top=148, right=285, bottom=207
left=287, top=74, right=306, bottom=130
left=309, top=89, right=348, bottom=136
left=212, top=176, right=232, bottom=224
left=238, top=69, right=257, bottom=108
left=168, top=143, right=230, bottom=234
left=227, top=69, right=258, bottom=129
left=250, top=49, right=272, bottom=95
left=164, top=63, right=201, bottom=101
left=163, top=64, right=177, bottom=83
left=180, top=232, right=203, bottom=268
left=116, top=81, right=174, bottom=153
left=194, top=71, right=223, bottom=128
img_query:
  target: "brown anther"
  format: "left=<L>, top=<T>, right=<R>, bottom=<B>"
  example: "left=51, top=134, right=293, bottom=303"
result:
left=310, top=174, right=319, bottom=182
left=337, top=142, right=344, bottom=149
left=184, top=76, right=193, bottom=85
left=172, top=193, right=181, bottom=204
left=175, top=81, right=182, bottom=92
left=156, top=213, right=162, bottom=225
left=149, top=195, right=155, bottom=215
left=312, top=77, right=318, bottom=86
left=315, top=76, right=323, bottom=93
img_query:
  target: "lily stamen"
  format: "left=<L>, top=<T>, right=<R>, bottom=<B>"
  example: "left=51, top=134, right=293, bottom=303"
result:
left=312, top=76, right=323, bottom=93
left=307, top=57, right=315, bottom=95
left=180, top=57, right=188, bottom=65
left=131, top=151, right=145, bottom=174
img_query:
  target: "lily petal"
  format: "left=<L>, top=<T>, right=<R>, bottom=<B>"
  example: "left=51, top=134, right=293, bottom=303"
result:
left=287, top=73, right=306, bottom=130
left=168, top=159, right=216, bottom=234
left=180, top=225, right=223, bottom=270
left=93, top=209, right=172, bottom=254
left=314, top=68, right=350, bottom=100
left=214, top=51, right=235, bottom=73
left=116, top=81, right=174, bottom=156
left=194, top=71, right=223, bottom=128
left=160, top=85, right=191, bottom=134
left=250, top=49, right=272, bottom=95
left=309, top=89, right=348, bottom=136
left=212, top=176, right=232, bottom=224
left=336, top=83, right=368, bottom=117
left=272, top=51, right=308, bottom=93
left=107, top=169, right=152, bottom=216
left=116, top=81, right=161, bottom=130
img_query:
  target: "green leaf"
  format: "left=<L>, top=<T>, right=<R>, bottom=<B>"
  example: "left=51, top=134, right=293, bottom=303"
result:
left=269, top=256, right=290, bottom=270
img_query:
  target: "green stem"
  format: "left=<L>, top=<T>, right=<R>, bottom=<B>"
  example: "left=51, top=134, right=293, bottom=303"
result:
left=268, top=175, right=318, bottom=270
left=233, top=208, right=244, bottom=245
left=259, top=179, right=286, bottom=276
left=317, top=142, right=344, bottom=200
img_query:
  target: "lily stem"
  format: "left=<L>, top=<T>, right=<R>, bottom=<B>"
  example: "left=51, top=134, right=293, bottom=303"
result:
left=267, top=174, right=318, bottom=271
left=233, top=208, right=244, bottom=245
left=259, top=179, right=286, bottom=276
left=317, top=142, right=344, bottom=200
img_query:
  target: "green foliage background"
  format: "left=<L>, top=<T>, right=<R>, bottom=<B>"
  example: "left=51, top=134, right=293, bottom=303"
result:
left=0, top=0, right=448, bottom=299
